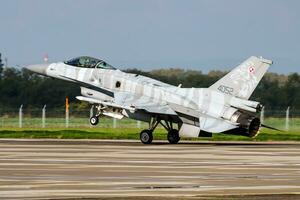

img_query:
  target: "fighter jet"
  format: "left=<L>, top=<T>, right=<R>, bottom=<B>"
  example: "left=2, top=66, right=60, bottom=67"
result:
left=26, top=56, right=273, bottom=144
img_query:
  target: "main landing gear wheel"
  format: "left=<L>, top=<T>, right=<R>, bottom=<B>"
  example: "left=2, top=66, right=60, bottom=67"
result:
left=90, top=116, right=99, bottom=126
left=140, top=130, right=153, bottom=144
left=167, top=129, right=180, bottom=144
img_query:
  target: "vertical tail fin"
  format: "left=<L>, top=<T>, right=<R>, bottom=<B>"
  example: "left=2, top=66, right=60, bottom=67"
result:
left=209, top=56, right=273, bottom=99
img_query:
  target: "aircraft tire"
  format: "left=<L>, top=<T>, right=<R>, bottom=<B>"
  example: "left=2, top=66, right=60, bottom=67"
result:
left=167, top=129, right=180, bottom=144
left=140, top=130, right=153, bottom=144
left=90, top=116, right=99, bottom=126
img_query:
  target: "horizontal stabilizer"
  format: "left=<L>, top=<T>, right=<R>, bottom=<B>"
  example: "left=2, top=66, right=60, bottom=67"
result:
left=261, top=124, right=284, bottom=132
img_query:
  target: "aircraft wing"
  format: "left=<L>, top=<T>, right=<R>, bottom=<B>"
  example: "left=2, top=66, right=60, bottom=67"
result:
left=77, top=91, right=176, bottom=115
left=59, top=75, right=176, bottom=115
left=76, top=96, right=136, bottom=112
left=113, top=92, right=177, bottom=115
left=129, top=100, right=176, bottom=115
left=78, top=91, right=237, bottom=132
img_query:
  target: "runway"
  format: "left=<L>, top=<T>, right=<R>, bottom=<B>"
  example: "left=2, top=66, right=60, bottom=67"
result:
left=0, top=139, right=300, bottom=199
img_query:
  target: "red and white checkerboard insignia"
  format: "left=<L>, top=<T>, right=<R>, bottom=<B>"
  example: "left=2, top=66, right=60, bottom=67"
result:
left=249, top=66, right=255, bottom=74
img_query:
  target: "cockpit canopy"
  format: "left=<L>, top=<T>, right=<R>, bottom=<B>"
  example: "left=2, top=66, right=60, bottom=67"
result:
left=64, top=56, right=116, bottom=70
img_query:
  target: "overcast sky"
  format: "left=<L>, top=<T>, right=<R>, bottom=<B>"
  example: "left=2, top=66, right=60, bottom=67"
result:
left=0, top=0, right=299, bottom=73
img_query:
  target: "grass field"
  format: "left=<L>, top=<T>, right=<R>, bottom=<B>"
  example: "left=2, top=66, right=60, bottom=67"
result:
left=0, top=127, right=299, bottom=141
left=0, top=117, right=299, bottom=141
left=0, top=117, right=148, bottom=128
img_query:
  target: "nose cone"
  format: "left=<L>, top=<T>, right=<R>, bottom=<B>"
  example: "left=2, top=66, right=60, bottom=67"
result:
left=25, top=64, right=49, bottom=75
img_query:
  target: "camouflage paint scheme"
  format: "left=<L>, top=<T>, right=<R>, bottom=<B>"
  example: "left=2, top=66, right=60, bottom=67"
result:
left=26, top=56, right=272, bottom=139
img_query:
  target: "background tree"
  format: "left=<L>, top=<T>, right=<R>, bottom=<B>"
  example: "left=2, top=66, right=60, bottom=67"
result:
left=284, top=73, right=300, bottom=109
left=0, top=53, right=4, bottom=80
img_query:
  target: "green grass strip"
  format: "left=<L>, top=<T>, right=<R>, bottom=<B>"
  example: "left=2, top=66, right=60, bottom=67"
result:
left=0, top=128, right=299, bottom=141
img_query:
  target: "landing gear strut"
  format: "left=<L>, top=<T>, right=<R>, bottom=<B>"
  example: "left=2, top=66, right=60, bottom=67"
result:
left=139, top=116, right=180, bottom=144
left=159, top=120, right=180, bottom=144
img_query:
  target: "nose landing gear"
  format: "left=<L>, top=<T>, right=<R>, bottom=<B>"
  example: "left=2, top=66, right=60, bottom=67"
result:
left=90, top=116, right=99, bottom=126
left=89, top=104, right=104, bottom=126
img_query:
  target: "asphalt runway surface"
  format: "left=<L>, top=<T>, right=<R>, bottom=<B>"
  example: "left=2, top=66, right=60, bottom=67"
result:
left=1, top=139, right=300, bottom=200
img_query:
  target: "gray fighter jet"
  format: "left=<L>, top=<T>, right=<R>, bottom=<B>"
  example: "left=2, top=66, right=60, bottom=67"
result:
left=26, top=56, right=273, bottom=144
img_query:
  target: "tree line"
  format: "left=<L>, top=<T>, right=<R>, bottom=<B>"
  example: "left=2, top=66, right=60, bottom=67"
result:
left=0, top=65, right=299, bottom=111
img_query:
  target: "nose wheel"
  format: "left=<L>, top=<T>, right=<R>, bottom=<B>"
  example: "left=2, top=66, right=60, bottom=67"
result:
left=90, top=116, right=99, bottom=126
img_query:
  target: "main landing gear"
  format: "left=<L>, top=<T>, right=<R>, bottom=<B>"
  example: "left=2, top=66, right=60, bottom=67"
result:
left=140, top=130, right=153, bottom=144
left=167, top=129, right=180, bottom=144
left=140, top=117, right=180, bottom=145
